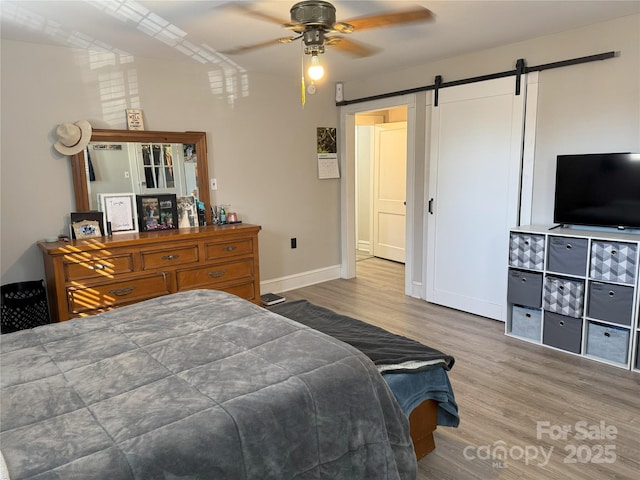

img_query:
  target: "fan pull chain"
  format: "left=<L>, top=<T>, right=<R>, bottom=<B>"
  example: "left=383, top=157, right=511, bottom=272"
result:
left=301, top=42, right=306, bottom=107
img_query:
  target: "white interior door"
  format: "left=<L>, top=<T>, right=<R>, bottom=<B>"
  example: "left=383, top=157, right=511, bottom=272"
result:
left=426, top=77, right=526, bottom=321
left=373, top=122, right=407, bottom=263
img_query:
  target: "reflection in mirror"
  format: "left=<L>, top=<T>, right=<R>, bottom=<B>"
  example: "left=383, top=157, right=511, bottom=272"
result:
left=71, top=130, right=209, bottom=218
left=86, top=141, right=199, bottom=210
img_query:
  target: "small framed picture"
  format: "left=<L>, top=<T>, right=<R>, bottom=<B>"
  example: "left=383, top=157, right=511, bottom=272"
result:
left=126, top=108, right=145, bottom=130
left=98, top=193, right=138, bottom=235
left=177, top=195, right=198, bottom=229
left=136, top=194, right=178, bottom=232
left=70, top=211, right=106, bottom=240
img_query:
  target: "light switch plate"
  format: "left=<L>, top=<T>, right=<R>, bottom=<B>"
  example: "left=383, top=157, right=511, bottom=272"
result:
left=210, top=178, right=218, bottom=190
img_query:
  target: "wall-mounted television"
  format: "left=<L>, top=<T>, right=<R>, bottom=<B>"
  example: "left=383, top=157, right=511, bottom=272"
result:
left=553, top=153, right=640, bottom=230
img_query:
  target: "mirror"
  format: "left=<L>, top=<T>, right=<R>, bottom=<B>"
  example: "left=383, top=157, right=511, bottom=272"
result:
left=71, top=129, right=210, bottom=219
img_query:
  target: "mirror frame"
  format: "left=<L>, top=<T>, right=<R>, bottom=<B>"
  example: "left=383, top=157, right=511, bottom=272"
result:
left=71, top=129, right=210, bottom=217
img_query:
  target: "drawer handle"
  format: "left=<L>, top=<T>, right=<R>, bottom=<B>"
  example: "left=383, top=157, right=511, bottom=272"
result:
left=208, top=270, right=227, bottom=278
left=611, top=250, right=617, bottom=256
left=108, top=286, right=136, bottom=297
left=559, top=285, right=564, bottom=291
left=162, top=254, right=180, bottom=260
left=222, top=246, right=237, bottom=252
left=521, top=277, right=527, bottom=283
left=559, top=320, right=565, bottom=326
left=608, top=290, right=615, bottom=297
left=524, top=240, right=530, bottom=246
left=566, top=244, right=572, bottom=250
left=525, top=313, right=531, bottom=318
left=89, top=264, right=107, bottom=270
left=604, top=332, right=611, bottom=337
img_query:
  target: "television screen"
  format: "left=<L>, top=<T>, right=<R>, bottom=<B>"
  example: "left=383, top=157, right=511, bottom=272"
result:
left=553, top=153, right=640, bottom=229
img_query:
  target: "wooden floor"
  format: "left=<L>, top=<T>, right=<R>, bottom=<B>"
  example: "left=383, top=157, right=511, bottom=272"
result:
left=279, top=257, right=640, bottom=480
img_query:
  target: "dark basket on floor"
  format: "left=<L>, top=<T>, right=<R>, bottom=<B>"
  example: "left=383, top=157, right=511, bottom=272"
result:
left=1, top=280, right=50, bottom=334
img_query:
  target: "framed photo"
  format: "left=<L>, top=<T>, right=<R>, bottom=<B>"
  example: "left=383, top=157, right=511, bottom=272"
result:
left=177, top=195, right=198, bottom=229
left=136, top=194, right=178, bottom=232
left=126, top=108, right=145, bottom=130
left=98, top=193, right=138, bottom=235
left=69, top=211, right=105, bottom=240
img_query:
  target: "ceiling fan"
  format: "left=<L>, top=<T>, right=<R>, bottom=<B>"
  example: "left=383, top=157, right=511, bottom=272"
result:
left=222, top=1, right=434, bottom=59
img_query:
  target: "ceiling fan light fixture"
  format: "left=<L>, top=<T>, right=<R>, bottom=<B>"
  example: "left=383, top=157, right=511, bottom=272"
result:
left=308, top=53, right=325, bottom=81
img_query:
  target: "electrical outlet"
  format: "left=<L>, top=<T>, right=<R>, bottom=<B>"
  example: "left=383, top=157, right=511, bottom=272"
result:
left=291, top=238, right=297, bottom=249
left=210, top=178, right=218, bottom=190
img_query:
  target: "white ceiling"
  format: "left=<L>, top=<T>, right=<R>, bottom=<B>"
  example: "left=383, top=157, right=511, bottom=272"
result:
left=1, top=1, right=639, bottom=82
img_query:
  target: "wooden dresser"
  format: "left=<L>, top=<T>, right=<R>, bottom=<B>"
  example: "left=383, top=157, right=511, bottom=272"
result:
left=38, top=224, right=261, bottom=322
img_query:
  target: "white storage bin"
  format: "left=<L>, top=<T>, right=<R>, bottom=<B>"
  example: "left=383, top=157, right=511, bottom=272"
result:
left=586, top=322, right=630, bottom=364
left=511, top=306, right=542, bottom=341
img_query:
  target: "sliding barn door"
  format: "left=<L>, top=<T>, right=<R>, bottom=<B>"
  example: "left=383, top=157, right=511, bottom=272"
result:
left=425, top=77, right=526, bottom=321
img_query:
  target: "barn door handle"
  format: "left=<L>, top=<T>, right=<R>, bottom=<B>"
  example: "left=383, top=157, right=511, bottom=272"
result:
left=428, top=198, right=434, bottom=214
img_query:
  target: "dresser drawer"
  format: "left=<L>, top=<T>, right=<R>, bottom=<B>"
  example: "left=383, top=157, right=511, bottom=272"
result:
left=141, top=245, right=199, bottom=270
left=205, top=239, right=253, bottom=260
left=176, top=259, right=254, bottom=290
left=63, top=253, right=134, bottom=281
left=220, top=282, right=257, bottom=301
left=67, top=273, right=170, bottom=314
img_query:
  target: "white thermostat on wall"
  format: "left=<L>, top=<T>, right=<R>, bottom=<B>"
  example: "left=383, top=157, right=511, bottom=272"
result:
left=335, top=82, right=344, bottom=102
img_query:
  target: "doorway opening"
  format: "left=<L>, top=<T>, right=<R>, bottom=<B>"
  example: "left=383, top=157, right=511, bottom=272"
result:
left=355, top=107, right=408, bottom=271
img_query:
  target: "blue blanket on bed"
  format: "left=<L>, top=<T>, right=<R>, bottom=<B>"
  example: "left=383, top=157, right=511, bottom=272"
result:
left=269, top=300, right=459, bottom=428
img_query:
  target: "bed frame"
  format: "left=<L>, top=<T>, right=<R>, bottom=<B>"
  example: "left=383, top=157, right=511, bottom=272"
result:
left=408, top=399, right=439, bottom=460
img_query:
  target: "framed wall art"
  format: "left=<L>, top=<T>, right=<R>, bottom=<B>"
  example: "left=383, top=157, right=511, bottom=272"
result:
left=98, top=193, right=138, bottom=235
left=136, top=194, right=178, bottom=232
left=69, top=211, right=106, bottom=240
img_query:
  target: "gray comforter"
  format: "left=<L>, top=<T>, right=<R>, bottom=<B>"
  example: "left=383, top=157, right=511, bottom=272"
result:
left=0, top=290, right=417, bottom=479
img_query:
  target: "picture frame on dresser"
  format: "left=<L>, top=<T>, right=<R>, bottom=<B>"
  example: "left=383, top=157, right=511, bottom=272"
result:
left=177, top=195, right=198, bottom=229
left=137, top=194, right=178, bottom=232
left=98, top=193, right=138, bottom=234
left=69, top=211, right=106, bottom=239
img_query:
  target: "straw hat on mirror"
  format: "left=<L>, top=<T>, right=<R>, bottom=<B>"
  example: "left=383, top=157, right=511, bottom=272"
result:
left=54, top=120, right=92, bottom=155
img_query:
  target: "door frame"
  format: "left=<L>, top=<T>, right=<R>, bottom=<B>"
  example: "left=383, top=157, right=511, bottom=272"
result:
left=339, top=94, right=417, bottom=296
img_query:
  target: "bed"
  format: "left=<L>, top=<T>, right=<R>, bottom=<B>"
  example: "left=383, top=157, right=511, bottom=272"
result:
left=0, top=289, right=458, bottom=479
left=269, top=300, right=459, bottom=460
left=1, top=290, right=418, bottom=479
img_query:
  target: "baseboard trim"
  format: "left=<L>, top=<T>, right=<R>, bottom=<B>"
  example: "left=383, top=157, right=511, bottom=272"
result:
left=261, top=265, right=342, bottom=294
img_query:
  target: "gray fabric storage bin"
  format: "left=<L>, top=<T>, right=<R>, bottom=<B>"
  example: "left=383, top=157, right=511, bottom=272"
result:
left=590, top=241, right=637, bottom=285
left=509, top=233, right=545, bottom=270
left=543, top=312, right=583, bottom=354
left=585, top=322, right=630, bottom=364
left=587, top=282, right=634, bottom=326
left=507, top=269, right=543, bottom=308
left=511, top=305, right=542, bottom=341
left=547, top=236, right=588, bottom=276
left=543, top=276, right=585, bottom=318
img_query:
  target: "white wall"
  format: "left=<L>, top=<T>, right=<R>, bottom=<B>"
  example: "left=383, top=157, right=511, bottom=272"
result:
left=351, top=15, right=639, bottom=226
left=0, top=40, right=340, bottom=285
left=2, top=14, right=639, bottom=290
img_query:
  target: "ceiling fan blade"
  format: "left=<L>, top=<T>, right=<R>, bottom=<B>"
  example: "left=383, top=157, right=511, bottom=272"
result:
left=221, top=37, right=298, bottom=55
left=326, top=36, right=380, bottom=58
left=341, top=7, right=434, bottom=32
left=227, top=3, right=290, bottom=26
